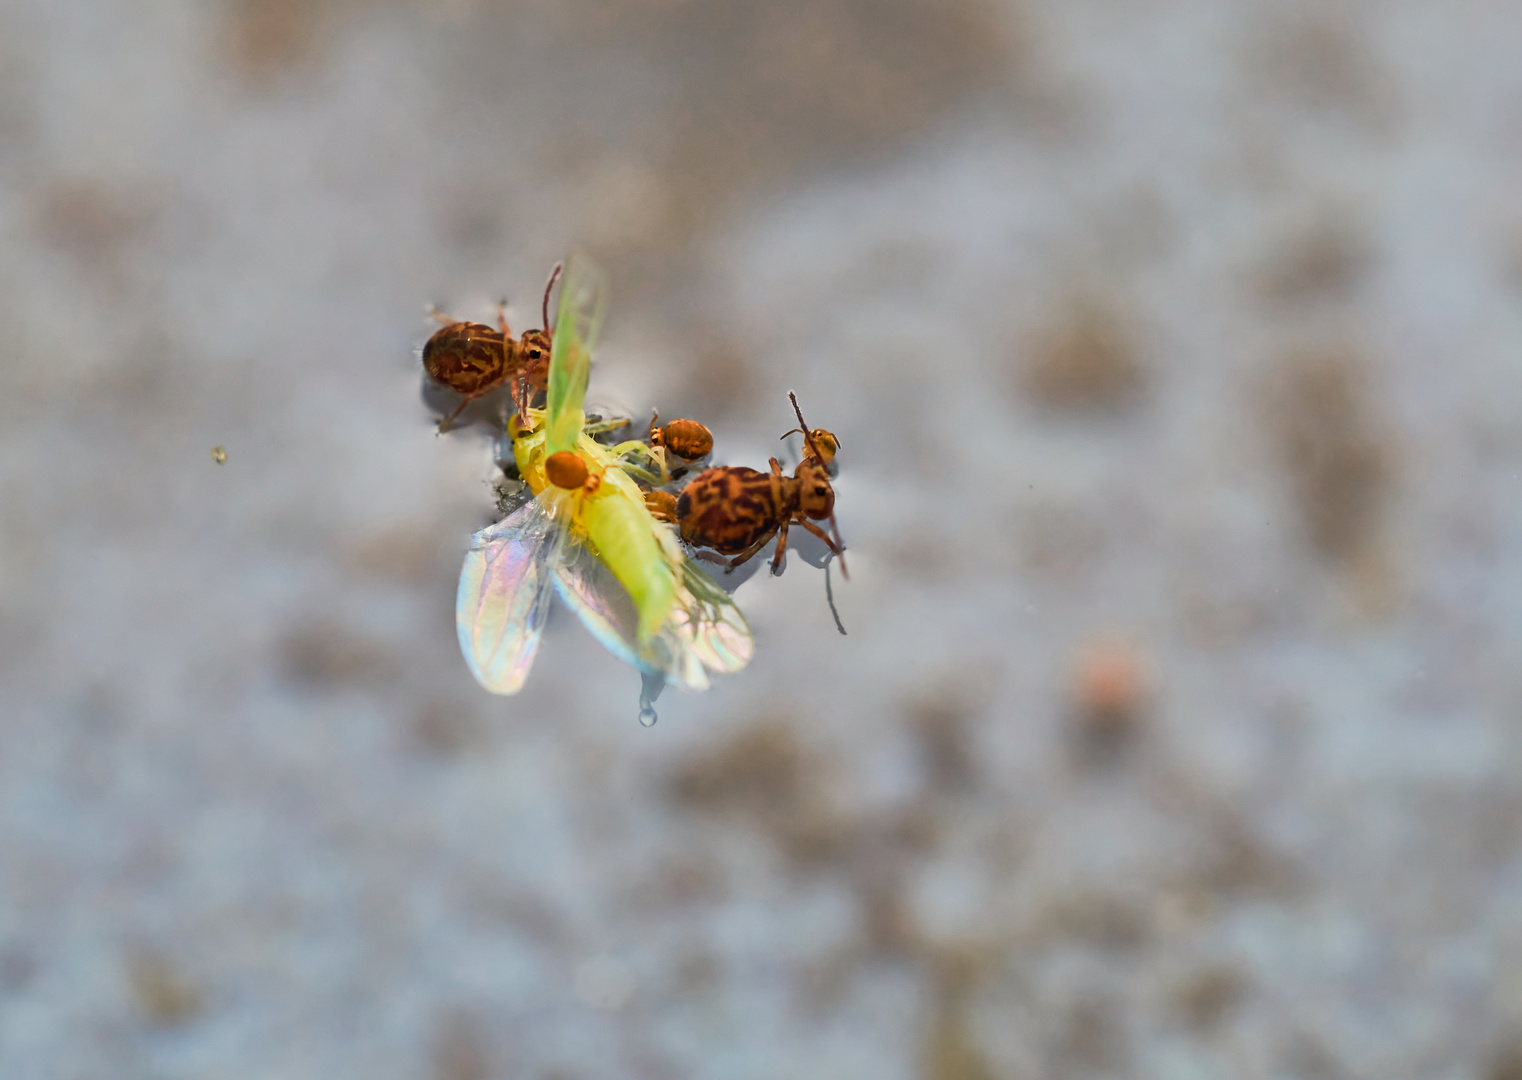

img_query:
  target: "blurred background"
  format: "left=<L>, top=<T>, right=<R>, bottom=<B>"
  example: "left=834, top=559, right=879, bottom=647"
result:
left=2, top=0, right=1521, bottom=1076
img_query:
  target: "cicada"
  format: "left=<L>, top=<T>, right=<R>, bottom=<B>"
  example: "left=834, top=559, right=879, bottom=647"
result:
left=455, top=254, right=753, bottom=708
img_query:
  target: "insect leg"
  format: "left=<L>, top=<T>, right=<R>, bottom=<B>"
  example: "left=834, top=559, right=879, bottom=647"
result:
left=726, top=526, right=779, bottom=573
left=495, top=299, right=512, bottom=338
left=796, top=518, right=843, bottom=556
left=438, top=395, right=472, bottom=433
left=769, top=519, right=792, bottom=575
left=513, top=374, right=533, bottom=428
left=428, top=305, right=458, bottom=327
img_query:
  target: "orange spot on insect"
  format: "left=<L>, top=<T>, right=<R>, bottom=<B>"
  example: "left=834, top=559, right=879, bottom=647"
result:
left=545, top=450, right=589, bottom=490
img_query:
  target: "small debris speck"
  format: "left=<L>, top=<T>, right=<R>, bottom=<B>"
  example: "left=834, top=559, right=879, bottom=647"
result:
left=210, top=446, right=227, bottom=464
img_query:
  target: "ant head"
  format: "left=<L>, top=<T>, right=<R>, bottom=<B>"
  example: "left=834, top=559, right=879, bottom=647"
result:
left=784, top=393, right=844, bottom=468
left=517, top=329, right=552, bottom=388
left=781, top=426, right=840, bottom=468
left=541, top=262, right=563, bottom=331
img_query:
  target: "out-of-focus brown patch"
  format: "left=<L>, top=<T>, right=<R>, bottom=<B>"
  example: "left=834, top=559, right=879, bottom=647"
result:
left=36, top=181, right=151, bottom=261
left=126, top=948, right=205, bottom=1027
left=1280, top=1035, right=1343, bottom=1080
left=910, top=698, right=977, bottom=793
left=1020, top=296, right=1145, bottom=412
left=906, top=667, right=995, bottom=793
left=668, top=719, right=803, bottom=811
left=431, top=1008, right=491, bottom=1080
left=656, top=852, right=727, bottom=906
left=1251, top=12, right=1395, bottom=129
left=1265, top=345, right=1390, bottom=566
left=1257, top=217, right=1370, bottom=306
left=1188, top=808, right=1303, bottom=902
left=1489, top=1038, right=1522, bottom=1080
left=1028, top=889, right=1151, bottom=952
left=1171, top=963, right=1247, bottom=1032
left=532, top=0, right=1022, bottom=276
left=1051, top=993, right=1123, bottom=1073
left=665, top=331, right=756, bottom=425
left=345, top=525, right=453, bottom=586
left=923, top=1002, right=996, bottom=1080
left=858, top=874, right=918, bottom=955
left=666, top=718, right=850, bottom=868
left=225, top=0, right=336, bottom=80
left=567, top=0, right=1017, bottom=167
left=279, top=618, right=400, bottom=686
left=410, top=697, right=483, bottom=756
left=919, top=941, right=1002, bottom=1078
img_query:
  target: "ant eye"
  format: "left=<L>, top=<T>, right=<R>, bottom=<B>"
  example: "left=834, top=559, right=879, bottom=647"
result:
left=814, top=486, right=827, bottom=496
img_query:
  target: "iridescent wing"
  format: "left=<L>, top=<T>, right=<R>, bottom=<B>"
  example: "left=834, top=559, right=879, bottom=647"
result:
left=674, top=557, right=755, bottom=674
left=552, top=545, right=708, bottom=690
left=544, top=253, right=609, bottom=456
left=456, top=498, right=567, bottom=694
left=551, top=546, right=754, bottom=691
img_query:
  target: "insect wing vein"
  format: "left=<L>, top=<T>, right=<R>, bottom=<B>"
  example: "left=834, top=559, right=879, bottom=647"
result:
left=456, top=499, right=564, bottom=694
left=552, top=547, right=709, bottom=691
left=676, top=558, right=755, bottom=673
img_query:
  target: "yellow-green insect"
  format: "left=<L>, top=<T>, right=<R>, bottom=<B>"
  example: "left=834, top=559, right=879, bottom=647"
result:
left=455, top=254, right=753, bottom=707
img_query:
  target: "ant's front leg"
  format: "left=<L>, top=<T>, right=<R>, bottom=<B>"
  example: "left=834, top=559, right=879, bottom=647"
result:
left=769, top=519, right=792, bottom=575
left=512, top=373, right=533, bottom=428
left=495, top=300, right=512, bottom=338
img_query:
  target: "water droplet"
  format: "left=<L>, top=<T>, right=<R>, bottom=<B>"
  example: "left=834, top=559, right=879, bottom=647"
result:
left=637, top=672, right=665, bottom=728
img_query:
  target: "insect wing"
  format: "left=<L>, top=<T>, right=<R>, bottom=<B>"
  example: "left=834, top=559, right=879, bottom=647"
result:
left=675, top=557, right=755, bottom=674
left=552, top=547, right=710, bottom=691
left=456, top=499, right=566, bottom=694
left=545, top=253, right=609, bottom=455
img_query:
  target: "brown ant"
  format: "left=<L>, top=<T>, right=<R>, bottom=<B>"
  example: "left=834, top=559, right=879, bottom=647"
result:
left=658, top=392, right=847, bottom=579
left=422, top=263, right=561, bottom=432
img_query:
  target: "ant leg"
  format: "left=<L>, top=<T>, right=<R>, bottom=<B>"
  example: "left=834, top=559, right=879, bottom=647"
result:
left=495, top=300, right=512, bottom=338
left=725, top=527, right=779, bottom=573
left=429, top=306, right=458, bottom=327
left=512, top=374, right=532, bottom=427
left=797, top=518, right=849, bottom=580
left=769, top=520, right=792, bottom=575
left=796, top=518, right=843, bottom=556
left=438, top=395, right=472, bottom=433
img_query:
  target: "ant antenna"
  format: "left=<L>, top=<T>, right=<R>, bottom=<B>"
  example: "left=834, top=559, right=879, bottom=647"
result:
left=788, top=391, right=849, bottom=581
left=541, top=262, right=563, bottom=331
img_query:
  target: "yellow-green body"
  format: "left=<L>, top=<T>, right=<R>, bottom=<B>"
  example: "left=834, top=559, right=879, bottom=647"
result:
left=512, top=409, right=677, bottom=642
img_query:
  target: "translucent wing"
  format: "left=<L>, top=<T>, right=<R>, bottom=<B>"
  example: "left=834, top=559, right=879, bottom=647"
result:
left=674, top=557, right=755, bottom=673
left=456, top=498, right=566, bottom=694
left=545, top=253, right=609, bottom=456
left=551, top=546, right=754, bottom=691
left=552, top=547, right=709, bottom=691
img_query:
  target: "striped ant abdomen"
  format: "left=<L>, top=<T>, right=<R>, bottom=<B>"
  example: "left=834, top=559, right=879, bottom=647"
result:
left=676, top=466, right=781, bottom=555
